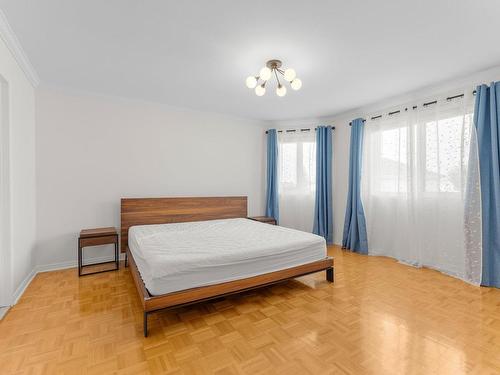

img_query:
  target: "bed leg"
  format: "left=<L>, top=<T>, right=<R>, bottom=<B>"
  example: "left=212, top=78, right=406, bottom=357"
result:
left=326, top=267, right=334, bottom=282
left=143, top=312, right=148, bottom=337
left=125, top=252, right=128, bottom=267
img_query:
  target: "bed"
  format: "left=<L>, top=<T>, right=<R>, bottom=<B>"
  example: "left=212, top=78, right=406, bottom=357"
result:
left=121, top=196, right=334, bottom=337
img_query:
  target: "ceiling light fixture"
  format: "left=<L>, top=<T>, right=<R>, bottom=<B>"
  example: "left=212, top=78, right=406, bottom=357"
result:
left=246, top=59, right=301, bottom=97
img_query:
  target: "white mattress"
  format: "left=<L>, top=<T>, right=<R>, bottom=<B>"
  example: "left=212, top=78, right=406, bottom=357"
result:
left=128, top=218, right=327, bottom=295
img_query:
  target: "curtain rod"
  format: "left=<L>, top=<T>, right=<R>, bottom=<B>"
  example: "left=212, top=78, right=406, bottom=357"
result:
left=265, top=125, right=335, bottom=134
left=348, top=90, right=477, bottom=126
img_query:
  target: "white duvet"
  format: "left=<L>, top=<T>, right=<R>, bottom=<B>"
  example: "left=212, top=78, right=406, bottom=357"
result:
left=129, top=218, right=327, bottom=295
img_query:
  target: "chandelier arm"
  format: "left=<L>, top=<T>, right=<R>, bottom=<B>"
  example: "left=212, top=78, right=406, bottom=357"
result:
left=247, top=60, right=298, bottom=94
left=274, top=69, right=281, bottom=86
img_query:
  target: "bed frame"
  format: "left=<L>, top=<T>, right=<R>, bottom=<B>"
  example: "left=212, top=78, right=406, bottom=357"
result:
left=120, top=196, right=334, bottom=337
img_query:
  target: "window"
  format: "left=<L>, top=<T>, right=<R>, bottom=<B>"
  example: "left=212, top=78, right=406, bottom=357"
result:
left=364, top=103, right=473, bottom=195
left=279, top=142, right=298, bottom=187
left=422, top=113, right=472, bottom=193
left=277, top=131, right=316, bottom=232
left=361, top=92, right=475, bottom=280
left=278, top=135, right=316, bottom=193
left=379, top=126, right=408, bottom=193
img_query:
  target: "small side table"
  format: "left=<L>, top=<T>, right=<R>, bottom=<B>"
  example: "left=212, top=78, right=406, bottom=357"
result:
left=248, top=216, right=277, bottom=225
left=78, top=227, right=119, bottom=276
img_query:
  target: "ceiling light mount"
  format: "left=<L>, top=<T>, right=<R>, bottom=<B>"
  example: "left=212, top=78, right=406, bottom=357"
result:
left=246, top=59, right=301, bottom=97
left=266, top=59, right=282, bottom=69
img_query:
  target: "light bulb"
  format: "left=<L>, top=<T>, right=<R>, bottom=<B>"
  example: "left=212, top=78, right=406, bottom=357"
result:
left=255, top=84, right=266, bottom=96
left=246, top=76, right=257, bottom=89
left=284, top=68, right=296, bottom=82
left=259, top=67, right=272, bottom=81
left=290, top=78, right=302, bottom=90
left=276, top=84, right=287, bottom=97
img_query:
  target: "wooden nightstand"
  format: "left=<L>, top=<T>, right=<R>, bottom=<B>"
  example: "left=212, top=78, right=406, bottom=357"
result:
left=248, top=216, right=277, bottom=225
left=78, top=227, right=119, bottom=276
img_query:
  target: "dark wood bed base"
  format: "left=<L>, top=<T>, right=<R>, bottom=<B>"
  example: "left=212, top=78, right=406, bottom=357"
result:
left=120, top=196, right=334, bottom=337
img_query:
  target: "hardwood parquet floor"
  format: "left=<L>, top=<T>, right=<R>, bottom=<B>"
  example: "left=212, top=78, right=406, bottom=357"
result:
left=2, top=245, right=500, bottom=375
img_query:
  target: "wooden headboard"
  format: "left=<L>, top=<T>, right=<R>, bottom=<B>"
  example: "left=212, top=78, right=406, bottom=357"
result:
left=120, top=196, right=248, bottom=252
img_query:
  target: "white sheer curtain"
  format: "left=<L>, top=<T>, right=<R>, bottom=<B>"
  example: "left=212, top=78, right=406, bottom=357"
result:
left=278, top=131, right=316, bottom=232
left=361, top=91, right=481, bottom=282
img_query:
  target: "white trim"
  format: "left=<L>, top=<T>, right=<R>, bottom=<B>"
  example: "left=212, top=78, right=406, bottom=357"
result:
left=0, top=306, right=8, bottom=320
left=11, top=267, right=36, bottom=305
left=0, top=75, right=11, bottom=308
left=36, top=259, right=77, bottom=273
left=1, top=253, right=126, bottom=317
left=36, top=253, right=125, bottom=273
left=0, top=9, right=39, bottom=87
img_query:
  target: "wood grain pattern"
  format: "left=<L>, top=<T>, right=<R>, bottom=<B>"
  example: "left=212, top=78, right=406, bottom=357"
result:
left=80, top=227, right=117, bottom=238
left=120, top=196, right=248, bottom=252
left=79, top=235, right=117, bottom=248
left=2, top=246, right=500, bottom=374
left=128, top=247, right=147, bottom=309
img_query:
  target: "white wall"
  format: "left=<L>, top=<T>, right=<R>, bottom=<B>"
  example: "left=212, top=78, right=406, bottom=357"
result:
left=273, top=65, right=500, bottom=245
left=35, top=87, right=267, bottom=268
left=0, top=35, right=36, bottom=303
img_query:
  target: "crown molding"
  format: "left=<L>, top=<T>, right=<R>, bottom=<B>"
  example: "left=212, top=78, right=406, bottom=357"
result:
left=0, top=9, right=39, bottom=87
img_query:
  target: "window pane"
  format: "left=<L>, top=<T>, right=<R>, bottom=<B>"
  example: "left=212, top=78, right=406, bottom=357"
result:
left=425, top=120, right=439, bottom=192
left=302, top=141, right=316, bottom=192
left=280, top=143, right=297, bottom=188
left=424, top=114, right=472, bottom=193
left=380, top=127, right=407, bottom=193
left=277, top=133, right=317, bottom=233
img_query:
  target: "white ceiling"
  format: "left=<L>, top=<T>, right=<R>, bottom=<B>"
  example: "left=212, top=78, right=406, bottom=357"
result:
left=1, top=0, right=500, bottom=121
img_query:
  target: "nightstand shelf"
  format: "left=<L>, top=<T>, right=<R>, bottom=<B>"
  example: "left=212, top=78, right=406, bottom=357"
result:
left=78, top=227, right=119, bottom=276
